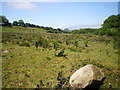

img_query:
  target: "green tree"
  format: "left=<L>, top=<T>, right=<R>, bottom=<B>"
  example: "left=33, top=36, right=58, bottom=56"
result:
left=102, top=14, right=120, bottom=28
left=18, top=19, right=24, bottom=26
left=13, top=21, right=18, bottom=26
left=0, top=15, right=11, bottom=26
left=99, top=14, right=120, bottom=36
left=0, top=15, right=9, bottom=24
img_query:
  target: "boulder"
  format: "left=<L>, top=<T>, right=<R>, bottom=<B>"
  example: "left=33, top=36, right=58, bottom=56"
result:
left=69, top=64, right=105, bottom=89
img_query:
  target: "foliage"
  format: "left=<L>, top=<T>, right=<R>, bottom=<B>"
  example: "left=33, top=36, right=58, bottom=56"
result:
left=56, top=49, right=67, bottom=57
left=13, top=21, right=18, bottom=26
left=0, top=15, right=12, bottom=27
left=71, top=28, right=97, bottom=34
left=109, top=74, right=116, bottom=79
left=84, top=39, right=88, bottom=47
left=0, top=15, right=63, bottom=33
left=71, top=14, right=119, bottom=37
left=112, top=37, right=119, bottom=49
left=102, top=14, right=120, bottom=28
left=74, top=40, right=79, bottom=48
left=18, top=20, right=25, bottom=26
left=19, top=41, right=30, bottom=47
left=97, top=14, right=120, bottom=36
left=0, top=15, right=9, bottom=23
left=53, top=41, right=59, bottom=51
left=38, top=37, right=50, bottom=49
left=65, top=40, right=69, bottom=45
left=1, top=14, right=120, bottom=35
left=35, top=41, right=39, bottom=49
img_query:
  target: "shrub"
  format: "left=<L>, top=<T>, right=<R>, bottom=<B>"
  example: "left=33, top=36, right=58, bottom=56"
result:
left=84, top=39, right=88, bottom=47
left=74, top=40, right=79, bottom=48
left=35, top=41, right=39, bottom=49
left=65, top=40, right=69, bottom=45
left=38, top=37, right=50, bottom=49
left=56, top=49, right=67, bottom=58
left=19, top=41, right=30, bottom=47
left=53, top=41, right=59, bottom=51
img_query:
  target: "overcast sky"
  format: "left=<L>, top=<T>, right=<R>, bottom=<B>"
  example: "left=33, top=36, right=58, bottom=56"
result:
left=1, top=0, right=119, bottom=30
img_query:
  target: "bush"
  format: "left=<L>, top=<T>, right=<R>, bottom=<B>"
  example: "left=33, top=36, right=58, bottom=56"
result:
left=105, top=29, right=112, bottom=36
left=53, top=41, right=59, bottom=51
left=112, top=38, right=119, bottom=49
left=38, top=37, right=50, bottom=49
left=65, top=40, right=69, bottom=45
left=56, top=49, right=67, bottom=58
left=84, top=39, right=88, bottom=47
left=19, top=41, right=30, bottom=47
left=93, top=30, right=99, bottom=35
left=99, top=30, right=105, bottom=36
left=74, top=40, right=79, bottom=48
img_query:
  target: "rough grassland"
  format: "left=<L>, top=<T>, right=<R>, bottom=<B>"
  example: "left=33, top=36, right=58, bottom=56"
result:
left=1, top=26, right=119, bottom=88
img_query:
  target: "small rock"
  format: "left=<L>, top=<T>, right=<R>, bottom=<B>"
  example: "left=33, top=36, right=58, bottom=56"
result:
left=3, top=50, right=9, bottom=53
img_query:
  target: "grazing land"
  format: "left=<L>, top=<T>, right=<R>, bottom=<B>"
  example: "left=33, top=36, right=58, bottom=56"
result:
left=2, top=26, right=119, bottom=88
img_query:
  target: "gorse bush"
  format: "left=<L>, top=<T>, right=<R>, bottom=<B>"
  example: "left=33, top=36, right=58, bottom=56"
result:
left=112, top=37, right=119, bottom=49
left=19, top=41, right=30, bottom=47
left=84, top=39, right=88, bottom=47
left=53, top=41, right=59, bottom=51
left=35, top=41, right=39, bottom=49
left=37, top=37, right=50, bottom=49
left=56, top=49, right=67, bottom=58
left=74, top=40, right=79, bottom=48
left=65, top=40, right=69, bottom=45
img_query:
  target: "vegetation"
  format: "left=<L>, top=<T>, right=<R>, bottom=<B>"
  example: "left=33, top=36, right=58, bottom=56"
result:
left=1, top=14, right=120, bottom=88
left=71, top=14, right=120, bottom=37
left=0, top=16, right=12, bottom=27
left=0, top=15, right=63, bottom=33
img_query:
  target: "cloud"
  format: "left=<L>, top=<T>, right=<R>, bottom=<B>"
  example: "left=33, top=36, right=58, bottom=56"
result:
left=6, top=1, right=37, bottom=10
left=67, top=24, right=102, bottom=30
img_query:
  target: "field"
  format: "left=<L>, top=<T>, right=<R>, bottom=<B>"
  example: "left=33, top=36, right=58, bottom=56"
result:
left=1, top=26, right=119, bottom=88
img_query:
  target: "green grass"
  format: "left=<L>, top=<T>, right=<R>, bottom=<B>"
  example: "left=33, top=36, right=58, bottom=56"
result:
left=1, top=26, right=46, bottom=33
left=1, top=26, right=119, bottom=88
left=69, top=48, right=80, bottom=52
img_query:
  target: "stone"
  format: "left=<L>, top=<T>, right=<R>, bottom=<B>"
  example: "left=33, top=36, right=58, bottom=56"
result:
left=69, top=64, right=105, bottom=89
left=3, top=50, right=9, bottom=53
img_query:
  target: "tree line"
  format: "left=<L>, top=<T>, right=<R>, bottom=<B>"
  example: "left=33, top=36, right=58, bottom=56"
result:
left=0, top=14, right=119, bottom=36
left=71, top=14, right=120, bottom=36
left=0, top=15, right=63, bottom=33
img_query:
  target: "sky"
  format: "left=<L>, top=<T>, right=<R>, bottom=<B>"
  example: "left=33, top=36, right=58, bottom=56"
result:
left=1, top=0, right=119, bottom=30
